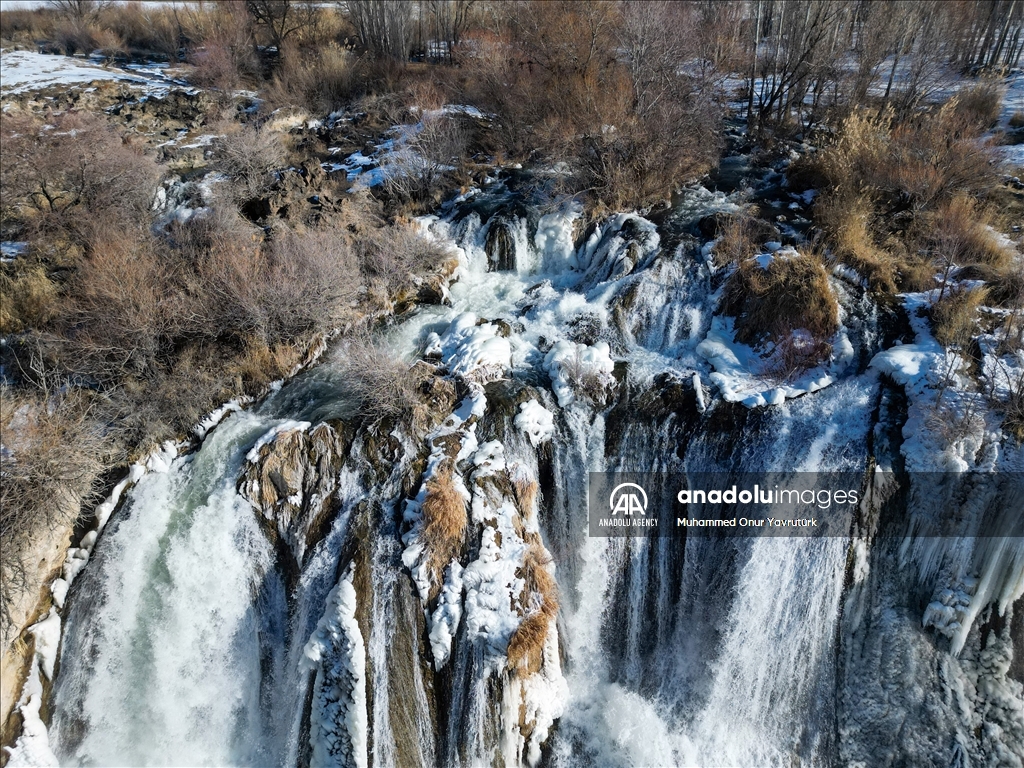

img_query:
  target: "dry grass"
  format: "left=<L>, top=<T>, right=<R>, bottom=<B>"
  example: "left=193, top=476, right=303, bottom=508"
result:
left=951, top=81, right=1004, bottom=130
left=420, top=465, right=468, bottom=593
left=925, top=195, right=1013, bottom=271
left=806, top=103, right=1007, bottom=299
left=1003, top=373, right=1024, bottom=441
left=931, top=286, right=988, bottom=347
left=512, top=477, right=538, bottom=520
left=721, top=251, right=839, bottom=356
left=1010, top=111, right=1024, bottom=129
left=0, top=265, right=59, bottom=334
left=507, top=541, right=559, bottom=675
left=817, top=194, right=898, bottom=293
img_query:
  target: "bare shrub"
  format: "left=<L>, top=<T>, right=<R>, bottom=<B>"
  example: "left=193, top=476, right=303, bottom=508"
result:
left=0, top=385, right=104, bottom=639
left=931, top=286, right=988, bottom=348
left=1010, top=112, right=1024, bottom=129
left=187, top=40, right=244, bottom=92
left=0, top=111, right=160, bottom=240
left=64, top=227, right=173, bottom=383
left=558, top=347, right=616, bottom=407
left=262, top=225, right=361, bottom=338
left=420, top=465, right=467, bottom=594
left=721, top=252, right=839, bottom=360
left=331, top=336, right=424, bottom=423
left=265, top=42, right=356, bottom=113
left=380, top=112, right=468, bottom=207
left=96, top=1, right=180, bottom=57
left=950, top=82, right=1004, bottom=130
left=357, top=222, right=452, bottom=304
left=216, top=125, right=286, bottom=202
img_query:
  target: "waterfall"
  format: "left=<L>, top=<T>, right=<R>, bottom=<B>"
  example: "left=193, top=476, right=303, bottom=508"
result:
left=15, top=179, right=1020, bottom=768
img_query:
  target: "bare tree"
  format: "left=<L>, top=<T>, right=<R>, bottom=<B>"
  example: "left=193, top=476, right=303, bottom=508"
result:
left=46, top=0, right=107, bottom=23
left=426, top=0, right=475, bottom=63
left=245, top=0, right=320, bottom=49
left=345, top=0, right=413, bottom=59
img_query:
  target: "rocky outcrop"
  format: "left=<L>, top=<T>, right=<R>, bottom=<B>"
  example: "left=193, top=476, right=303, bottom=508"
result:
left=239, top=422, right=352, bottom=580
left=485, top=217, right=517, bottom=271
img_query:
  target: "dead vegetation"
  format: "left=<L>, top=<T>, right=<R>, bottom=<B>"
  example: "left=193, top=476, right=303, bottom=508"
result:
left=804, top=99, right=1009, bottom=300
left=0, top=384, right=107, bottom=639
left=721, top=252, right=839, bottom=367
left=931, top=286, right=989, bottom=348
left=420, top=465, right=468, bottom=596
left=507, top=540, right=559, bottom=675
left=331, top=336, right=426, bottom=425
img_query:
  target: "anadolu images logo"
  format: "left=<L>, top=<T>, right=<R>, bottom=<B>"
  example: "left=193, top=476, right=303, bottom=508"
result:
left=609, top=482, right=648, bottom=516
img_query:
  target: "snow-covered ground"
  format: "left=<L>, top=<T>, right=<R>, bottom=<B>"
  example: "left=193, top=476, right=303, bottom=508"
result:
left=0, top=49, right=188, bottom=97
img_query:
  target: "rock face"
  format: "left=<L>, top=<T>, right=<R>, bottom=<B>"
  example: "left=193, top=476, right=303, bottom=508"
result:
left=485, top=217, right=517, bottom=271
left=239, top=422, right=351, bottom=578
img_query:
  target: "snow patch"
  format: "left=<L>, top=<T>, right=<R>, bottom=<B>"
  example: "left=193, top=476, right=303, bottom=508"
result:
left=515, top=400, right=555, bottom=446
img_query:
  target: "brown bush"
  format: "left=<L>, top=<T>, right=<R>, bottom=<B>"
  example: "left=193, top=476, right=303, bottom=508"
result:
left=721, top=252, right=839, bottom=353
left=950, top=81, right=1004, bottom=130
left=931, top=286, right=988, bottom=348
left=0, top=111, right=160, bottom=241
left=0, top=385, right=104, bottom=638
left=0, top=265, right=59, bottom=334
left=1010, top=111, right=1024, bottom=129
left=95, top=1, right=180, bottom=57
left=215, top=125, right=286, bottom=202
left=421, top=465, right=468, bottom=593
left=263, top=43, right=357, bottom=114
left=357, top=222, right=452, bottom=305
left=0, top=9, right=50, bottom=44
left=331, top=336, right=424, bottom=423
left=64, top=227, right=173, bottom=382
left=462, top=0, right=719, bottom=210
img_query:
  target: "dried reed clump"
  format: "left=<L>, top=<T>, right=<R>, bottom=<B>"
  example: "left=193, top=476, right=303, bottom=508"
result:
left=926, top=195, right=1013, bottom=271
left=816, top=194, right=899, bottom=294
left=805, top=104, right=1002, bottom=297
left=721, top=252, right=839, bottom=357
left=1003, top=374, right=1024, bottom=441
left=931, top=286, right=989, bottom=348
left=712, top=215, right=762, bottom=268
left=421, top=465, right=468, bottom=592
left=512, top=477, right=539, bottom=520
left=0, top=265, right=59, bottom=334
left=506, top=541, right=559, bottom=675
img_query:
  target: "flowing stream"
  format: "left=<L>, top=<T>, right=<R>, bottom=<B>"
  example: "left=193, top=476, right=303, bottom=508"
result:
left=11, top=172, right=1022, bottom=768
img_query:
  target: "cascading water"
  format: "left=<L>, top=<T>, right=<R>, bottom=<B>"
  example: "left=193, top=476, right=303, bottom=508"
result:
left=12, top=169, right=1022, bottom=768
